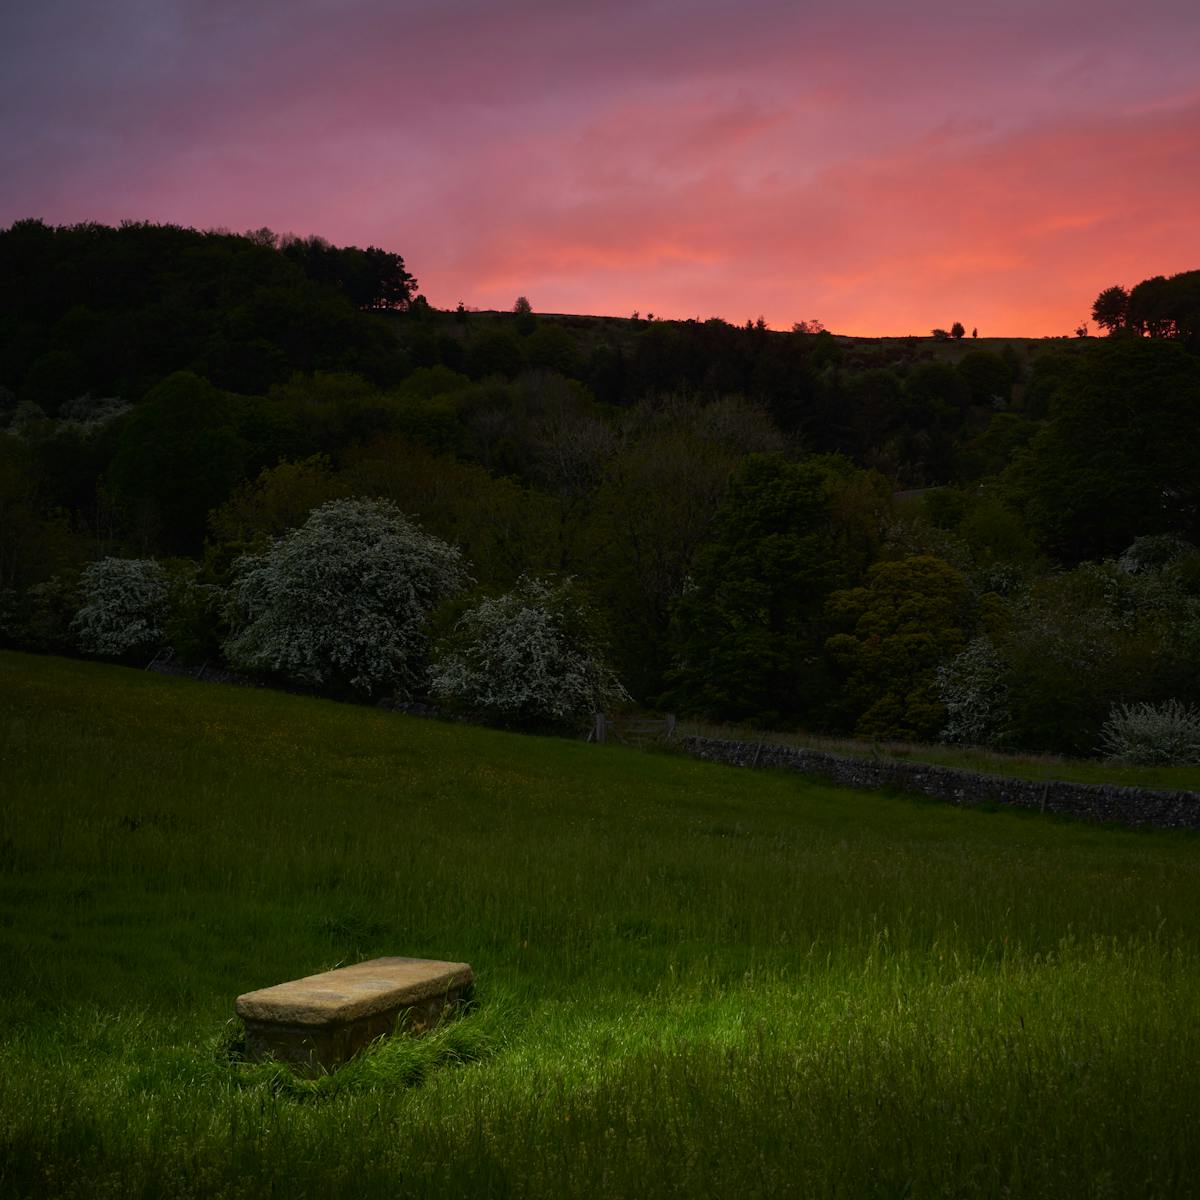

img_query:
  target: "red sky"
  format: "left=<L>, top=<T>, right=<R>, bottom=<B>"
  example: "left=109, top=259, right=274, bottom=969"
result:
left=2, top=0, right=1197, bottom=336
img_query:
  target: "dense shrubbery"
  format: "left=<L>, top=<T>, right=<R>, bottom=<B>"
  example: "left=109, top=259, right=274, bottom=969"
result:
left=937, top=637, right=1010, bottom=746
left=1100, top=700, right=1200, bottom=766
left=430, top=576, right=629, bottom=728
left=224, top=498, right=467, bottom=697
left=72, top=558, right=168, bottom=658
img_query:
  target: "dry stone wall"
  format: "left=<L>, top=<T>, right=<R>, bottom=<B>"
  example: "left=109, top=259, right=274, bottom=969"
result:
left=679, top=736, right=1200, bottom=831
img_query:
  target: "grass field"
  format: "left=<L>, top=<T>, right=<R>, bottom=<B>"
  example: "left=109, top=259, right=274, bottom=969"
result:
left=2, top=650, right=1199, bottom=1198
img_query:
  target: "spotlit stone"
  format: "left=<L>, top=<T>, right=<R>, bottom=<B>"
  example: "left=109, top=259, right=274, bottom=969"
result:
left=235, top=956, right=474, bottom=1074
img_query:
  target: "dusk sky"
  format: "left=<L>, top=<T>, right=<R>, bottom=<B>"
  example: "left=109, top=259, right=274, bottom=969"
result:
left=2, top=0, right=1197, bottom=336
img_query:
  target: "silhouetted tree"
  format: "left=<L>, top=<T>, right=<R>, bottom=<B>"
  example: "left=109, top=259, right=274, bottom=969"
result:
left=1091, top=285, right=1130, bottom=334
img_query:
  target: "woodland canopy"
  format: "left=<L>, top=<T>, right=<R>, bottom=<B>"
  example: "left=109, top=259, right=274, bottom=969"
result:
left=3, top=219, right=1199, bottom=757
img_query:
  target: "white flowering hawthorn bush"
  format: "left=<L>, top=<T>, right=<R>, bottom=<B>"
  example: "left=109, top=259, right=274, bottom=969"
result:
left=224, top=497, right=468, bottom=697
left=1099, top=700, right=1200, bottom=766
left=936, top=636, right=1010, bottom=746
left=430, top=575, right=629, bottom=728
left=72, top=557, right=169, bottom=658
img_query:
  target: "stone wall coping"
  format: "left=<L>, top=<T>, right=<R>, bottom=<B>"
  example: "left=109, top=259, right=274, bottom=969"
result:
left=235, top=956, right=474, bottom=1027
left=678, top=735, right=1200, bottom=830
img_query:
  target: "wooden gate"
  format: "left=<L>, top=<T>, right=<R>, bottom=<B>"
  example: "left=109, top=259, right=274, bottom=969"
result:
left=588, top=712, right=677, bottom=746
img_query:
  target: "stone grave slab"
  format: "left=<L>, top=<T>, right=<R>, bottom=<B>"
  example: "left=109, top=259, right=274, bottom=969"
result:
left=235, top=956, right=474, bottom=1074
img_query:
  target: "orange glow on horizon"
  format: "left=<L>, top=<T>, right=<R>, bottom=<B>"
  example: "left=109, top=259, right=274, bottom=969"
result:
left=2, top=2, right=1197, bottom=339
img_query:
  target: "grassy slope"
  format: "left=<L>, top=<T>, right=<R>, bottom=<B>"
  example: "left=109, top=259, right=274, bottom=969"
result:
left=2, top=650, right=1199, bottom=1198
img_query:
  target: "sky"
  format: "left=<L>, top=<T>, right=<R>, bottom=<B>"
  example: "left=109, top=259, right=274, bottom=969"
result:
left=2, top=0, right=1198, bottom=336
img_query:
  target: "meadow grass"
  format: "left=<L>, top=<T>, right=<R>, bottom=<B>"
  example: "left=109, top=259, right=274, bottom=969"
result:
left=2, top=649, right=1199, bottom=1197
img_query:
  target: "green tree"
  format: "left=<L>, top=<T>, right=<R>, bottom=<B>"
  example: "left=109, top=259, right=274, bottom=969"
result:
left=105, top=372, right=249, bottom=553
left=1005, top=339, right=1200, bottom=562
left=340, top=436, right=557, bottom=587
left=956, top=349, right=1013, bottom=408
left=584, top=397, right=787, bottom=699
left=825, top=555, right=970, bottom=740
left=207, top=455, right=347, bottom=551
left=0, top=436, right=81, bottom=593
left=901, top=362, right=968, bottom=429
left=664, top=454, right=866, bottom=725
left=467, top=331, right=526, bottom=380
left=525, top=324, right=581, bottom=376
left=947, top=550, right=1200, bottom=755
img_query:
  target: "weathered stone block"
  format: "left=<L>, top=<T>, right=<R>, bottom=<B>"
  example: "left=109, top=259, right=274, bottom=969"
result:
left=235, top=956, right=474, bottom=1074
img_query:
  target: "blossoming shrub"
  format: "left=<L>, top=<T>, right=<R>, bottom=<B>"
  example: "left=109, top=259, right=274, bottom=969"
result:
left=1099, top=700, right=1200, bottom=766
left=72, top=558, right=168, bottom=658
left=224, top=497, right=467, bottom=697
left=430, top=576, right=629, bottom=729
left=936, top=636, right=1010, bottom=746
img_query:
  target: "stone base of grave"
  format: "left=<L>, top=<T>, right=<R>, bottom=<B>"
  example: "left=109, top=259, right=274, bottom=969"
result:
left=235, top=956, right=474, bottom=1074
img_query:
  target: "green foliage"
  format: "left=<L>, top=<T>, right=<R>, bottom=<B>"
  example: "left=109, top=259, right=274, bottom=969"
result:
left=665, top=454, right=865, bottom=725
left=959, top=411, right=1038, bottom=480
left=843, top=367, right=902, bottom=454
left=18, top=348, right=87, bottom=417
left=955, top=349, right=1012, bottom=407
left=0, top=434, right=82, bottom=591
left=5, top=221, right=1198, bottom=757
left=826, top=555, right=970, bottom=740
left=1, top=569, right=80, bottom=652
left=581, top=399, right=778, bottom=697
left=105, top=372, right=250, bottom=552
left=988, top=556, right=1200, bottom=755
left=340, top=437, right=557, bottom=588
left=901, top=362, right=968, bottom=430
left=466, top=330, right=527, bottom=380
left=1006, top=338, right=1200, bottom=562
left=163, top=564, right=228, bottom=666
left=207, top=455, right=347, bottom=551
left=525, top=323, right=581, bottom=376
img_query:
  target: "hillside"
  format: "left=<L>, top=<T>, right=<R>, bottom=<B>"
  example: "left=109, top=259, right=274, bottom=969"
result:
left=4, top=220, right=1200, bottom=766
left=2, top=651, right=1199, bottom=1197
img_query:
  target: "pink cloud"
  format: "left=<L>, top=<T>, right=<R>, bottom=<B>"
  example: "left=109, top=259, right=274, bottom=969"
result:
left=418, top=85, right=1200, bottom=335
left=3, top=1, right=1198, bottom=335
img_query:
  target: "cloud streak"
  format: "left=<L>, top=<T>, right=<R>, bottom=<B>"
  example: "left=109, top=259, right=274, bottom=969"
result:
left=2, top=0, right=1197, bottom=334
